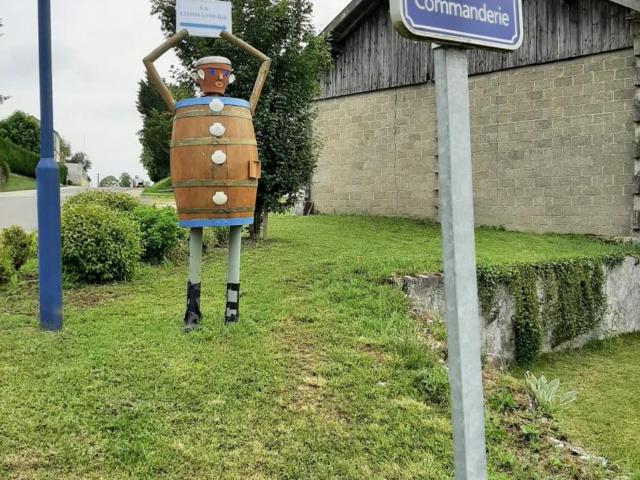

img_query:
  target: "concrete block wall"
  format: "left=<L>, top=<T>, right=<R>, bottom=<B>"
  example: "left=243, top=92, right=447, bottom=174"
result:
left=314, top=88, right=439, bottom=219
left=313, top=48, right=637, bottom=236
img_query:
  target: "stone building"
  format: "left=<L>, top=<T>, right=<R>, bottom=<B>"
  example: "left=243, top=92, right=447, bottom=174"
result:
left=313, top=0, right=640, bottom=237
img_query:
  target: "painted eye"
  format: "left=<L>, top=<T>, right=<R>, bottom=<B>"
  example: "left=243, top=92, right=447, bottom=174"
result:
left=209, top=69, right=217, bottom=75
left=224, top=72, right=230, bottom=77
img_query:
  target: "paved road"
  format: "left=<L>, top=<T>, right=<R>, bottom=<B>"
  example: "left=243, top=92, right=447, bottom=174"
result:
left=0, top=187, right=88, bottom=231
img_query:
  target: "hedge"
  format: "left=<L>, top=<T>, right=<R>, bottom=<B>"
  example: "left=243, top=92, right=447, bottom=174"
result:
left=64, top=190, right=141, bottom=213
left=0, top=160, right=9, bottom=187
left=0, top=137, right=67, bottom=184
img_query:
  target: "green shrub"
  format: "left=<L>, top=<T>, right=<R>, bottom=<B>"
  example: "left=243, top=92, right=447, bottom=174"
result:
left=0, top=245, right=13, bottom=285
left=0, top=160, right=9, bottom=187
left=1, top=225, right=34, bottom=270
left=133, top=206, right=181, bottom=263
left=58, top=163, right=68, bottom=185
left=64, top=190, right=140, bottom=214
left=61, top=204, right=142, bottom=283
left=0, top=137, right=67, bottom=184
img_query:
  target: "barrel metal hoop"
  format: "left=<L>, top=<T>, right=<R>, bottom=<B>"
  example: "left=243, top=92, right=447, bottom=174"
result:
left=178, top=207, right=255, bottom=214
left=174, top=110, right=253, bottom=121
left=171, top=138, right=258, bottom=147
left=174, top=179, right=258, bottom=188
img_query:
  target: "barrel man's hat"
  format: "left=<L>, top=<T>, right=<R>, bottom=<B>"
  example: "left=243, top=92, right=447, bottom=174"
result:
left=194, top=56, right=235, bottom=96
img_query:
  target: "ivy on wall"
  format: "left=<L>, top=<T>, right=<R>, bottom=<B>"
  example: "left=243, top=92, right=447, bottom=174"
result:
left=478, top=255, right=626, bottom=364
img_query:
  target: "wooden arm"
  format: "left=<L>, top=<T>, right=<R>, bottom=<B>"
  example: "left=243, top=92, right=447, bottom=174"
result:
left=220, top=31, right=272, bottom=115
left=143, top=29, right=189, bottom=112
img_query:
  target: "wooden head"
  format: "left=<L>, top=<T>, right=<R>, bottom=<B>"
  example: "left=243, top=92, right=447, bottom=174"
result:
left=194, top=56, right=234, bottom=96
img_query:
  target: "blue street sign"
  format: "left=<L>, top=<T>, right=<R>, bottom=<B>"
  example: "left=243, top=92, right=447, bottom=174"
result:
left=390, top=0, right=523, bottom=51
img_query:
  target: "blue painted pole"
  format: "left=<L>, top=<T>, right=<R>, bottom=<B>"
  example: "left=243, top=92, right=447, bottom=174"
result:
left=37, top=0, right=63, bottom=331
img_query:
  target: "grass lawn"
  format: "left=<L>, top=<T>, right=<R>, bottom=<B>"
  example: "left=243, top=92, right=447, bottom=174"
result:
left=142, top=177, right=173, bottom=197
left=0, top=174, right=36, bottom=193
left=2, top=215, right=639, bottom=479
left=531, top=334, right=640, bottom=479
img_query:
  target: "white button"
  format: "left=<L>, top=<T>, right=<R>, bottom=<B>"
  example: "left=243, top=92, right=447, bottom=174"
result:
left=211, top=150, right=227, bottom=165
left=210, top=123, right=226, bottom=137
left=209, top=99, right=224, bottom=112
left=212, top=192, right=228, bottom=206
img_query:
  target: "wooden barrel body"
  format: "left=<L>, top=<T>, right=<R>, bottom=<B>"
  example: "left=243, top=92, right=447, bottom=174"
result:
left=170, top=97, right=260, bottom=228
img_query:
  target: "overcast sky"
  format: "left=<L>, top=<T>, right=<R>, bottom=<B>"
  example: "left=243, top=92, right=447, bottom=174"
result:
left=0, top=0, right=348, bottom=184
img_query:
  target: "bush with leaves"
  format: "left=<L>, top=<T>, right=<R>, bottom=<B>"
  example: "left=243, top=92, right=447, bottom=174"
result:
left=133, top=206, right=182, bottom=263
left=0, top=244, right=13, bottom=285
left=65, top=190, right=141, bottom=214
left=1, top=225, right=33, bottom=270
left=0, top=111, right=40, bottom=154
left=0, top=159, right=9, bottom=187
left=525, top=372, right=577, bottom=416
left=61, top=204, right=142, bottom=283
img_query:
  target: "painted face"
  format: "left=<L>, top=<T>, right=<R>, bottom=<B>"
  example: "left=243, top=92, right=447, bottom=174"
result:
left=195, top=63, right=233, bottom=95
left=209, top=69, right=232, bottom=90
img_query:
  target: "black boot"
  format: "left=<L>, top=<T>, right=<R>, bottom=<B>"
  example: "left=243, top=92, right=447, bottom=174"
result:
left=225, top=283, right=240, bottom=325
left=184, top=282, right=202, bottom=333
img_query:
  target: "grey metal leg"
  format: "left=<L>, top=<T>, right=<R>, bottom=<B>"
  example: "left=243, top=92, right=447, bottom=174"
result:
left=225, top=226, right=242, bottom=324
left=184, top=227, right=203, bottom=332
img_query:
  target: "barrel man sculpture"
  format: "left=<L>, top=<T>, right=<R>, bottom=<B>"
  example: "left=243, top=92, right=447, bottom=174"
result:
left=144, top=30, right=271, bottom=331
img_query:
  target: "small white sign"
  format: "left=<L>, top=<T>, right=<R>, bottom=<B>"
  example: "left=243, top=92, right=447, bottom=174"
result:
left=176, top=0, right=232, bottom=38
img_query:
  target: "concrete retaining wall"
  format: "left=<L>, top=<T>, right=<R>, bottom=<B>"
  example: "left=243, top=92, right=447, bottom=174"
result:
left=397, top=257, right=640, bottom=363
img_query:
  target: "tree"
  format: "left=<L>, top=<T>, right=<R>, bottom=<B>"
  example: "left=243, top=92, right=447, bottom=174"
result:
left=100, top=176, right=119, bottom=188
left=60, top=139, right=72, bottom=162
left=150, top=0, right=331, bottom=239
left=0, top=111, right=40, bottom=154
left=137, top=77, right=191, bottom=182
left=69, top=152, right=92, bottom=172
left=119, top=172, right=133, bottom=188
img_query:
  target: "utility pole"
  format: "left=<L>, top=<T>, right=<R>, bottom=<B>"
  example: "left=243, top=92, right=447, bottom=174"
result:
left=37, top=0, right=63, bottom=331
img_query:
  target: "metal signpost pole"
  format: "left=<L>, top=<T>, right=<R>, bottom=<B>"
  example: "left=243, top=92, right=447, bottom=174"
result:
left=390, top=1, right=523, bottom=477
left=37, top=0, right=63, bottom=331
left=434, top=45, right=487, bottom=479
